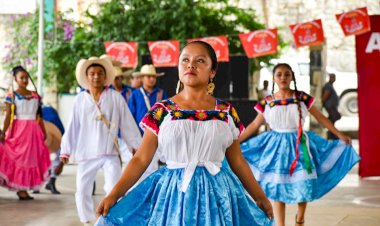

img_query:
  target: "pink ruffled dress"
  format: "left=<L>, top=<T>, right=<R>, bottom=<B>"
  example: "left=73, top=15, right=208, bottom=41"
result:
left=0, top=91, right=51, bottom=191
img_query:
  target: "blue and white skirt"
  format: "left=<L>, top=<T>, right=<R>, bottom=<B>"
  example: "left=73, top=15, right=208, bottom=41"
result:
left=95, top=166, right=273, bottom=226
left=241, top=131, right=360, bottom=204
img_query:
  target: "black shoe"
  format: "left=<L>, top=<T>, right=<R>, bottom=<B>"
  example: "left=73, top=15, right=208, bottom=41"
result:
left=17, top=191, right=34, bottom=200
left=45, top=178, right=61, bottom=194
left=32, top=190, right=40, bottom=194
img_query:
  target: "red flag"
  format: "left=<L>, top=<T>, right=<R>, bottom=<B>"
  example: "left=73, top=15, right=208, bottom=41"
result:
left=239, top=28, right=278, bottom=58
left=336, top=7, right=371, bottom=36
left=104, top=42, right=138, bottom=68
left=148, top=40, right=180, bottom=67
left=289, top=19, right=325, bottom=48
left=188, top=36, right=229, bottom=62
left=356, top=15, right=380, bottom=177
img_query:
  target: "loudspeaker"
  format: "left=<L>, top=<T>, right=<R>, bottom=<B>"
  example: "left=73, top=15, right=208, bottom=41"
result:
left=228, top=100, right=258, bottom=127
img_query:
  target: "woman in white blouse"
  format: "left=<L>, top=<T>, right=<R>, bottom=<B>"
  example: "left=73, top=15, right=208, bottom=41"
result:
left=95, top=41, right=274, bottom=226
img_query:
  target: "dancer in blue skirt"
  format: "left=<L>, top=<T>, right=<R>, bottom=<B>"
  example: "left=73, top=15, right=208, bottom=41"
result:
left=239, top=63, right=360, bottom=226
left=95, top=41, right=274, bottom=226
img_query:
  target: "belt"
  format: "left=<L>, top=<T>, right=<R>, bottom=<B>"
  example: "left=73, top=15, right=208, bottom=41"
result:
left=166, top=160, right=221, bottom=192
left=15, top=114, right=36, bottom=120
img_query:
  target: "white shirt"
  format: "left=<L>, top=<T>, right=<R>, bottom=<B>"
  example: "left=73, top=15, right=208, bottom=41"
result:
left=61, top=88, right=141, bottom=162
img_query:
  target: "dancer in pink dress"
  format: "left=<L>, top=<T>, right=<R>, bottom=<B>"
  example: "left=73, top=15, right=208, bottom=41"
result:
left=0, top=66, right=51, bottom=200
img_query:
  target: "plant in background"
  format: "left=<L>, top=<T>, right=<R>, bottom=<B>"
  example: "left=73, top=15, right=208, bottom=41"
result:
left=2, top=0, right=286, bottom=93
left=1, top=13, right=38, bottom=81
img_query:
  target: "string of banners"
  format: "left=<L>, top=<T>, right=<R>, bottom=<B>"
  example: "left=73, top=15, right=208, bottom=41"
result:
left=104, top=7, right=371, bottom=68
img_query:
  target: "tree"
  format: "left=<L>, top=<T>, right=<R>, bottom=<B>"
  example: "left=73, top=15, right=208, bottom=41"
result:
left=2, top=0, right=286, bottom=93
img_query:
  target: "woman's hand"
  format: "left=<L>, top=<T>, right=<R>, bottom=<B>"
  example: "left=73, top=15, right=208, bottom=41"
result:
left=338, top=133, right=352, bottom=145
left=96, top=195, right=118, bottom=217
left=255, top=196, right=274, bottom=220
left=60, top=157, right=69, bottom=164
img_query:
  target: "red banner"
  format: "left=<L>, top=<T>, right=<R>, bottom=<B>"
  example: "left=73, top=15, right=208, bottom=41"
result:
left=148, top=40, right=180, bottom=67
left=336, top=7, right=371, bottom=36
left=356, top=15, right=380, bottom=177
left=104, top=42, right=138, bottom=68
left=239, top=28, right=278, bottom=58
left=289, top=19, right=324, bottom=48
left=188, top=36, right=229, bottom=62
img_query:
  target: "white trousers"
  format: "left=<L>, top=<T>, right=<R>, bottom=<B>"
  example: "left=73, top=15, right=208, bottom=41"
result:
left=75, top=156, right=121, bottom=223
left=119, top=138, right=159, bottom=183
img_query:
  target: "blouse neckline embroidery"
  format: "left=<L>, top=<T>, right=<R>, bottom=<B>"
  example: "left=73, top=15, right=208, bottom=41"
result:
left=163, top=99, right=230, bottom=122
left=14, top=91, right=39, bottom=100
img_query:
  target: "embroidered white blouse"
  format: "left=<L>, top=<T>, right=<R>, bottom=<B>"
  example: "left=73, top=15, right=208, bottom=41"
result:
left=5, top=92, right=40, bottom=120
left=140, top=99, right=244, bottom=192
left=254, top=91, right=315, bottom=131
left=60, top=88, right=141, bottom=162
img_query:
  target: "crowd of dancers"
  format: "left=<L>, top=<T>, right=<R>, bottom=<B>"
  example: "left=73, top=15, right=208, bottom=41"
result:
left=0, top=40, right=359, bottom=226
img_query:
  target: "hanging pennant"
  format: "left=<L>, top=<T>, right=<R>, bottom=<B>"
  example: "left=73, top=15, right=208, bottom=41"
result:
left=336, top=7, right=371, bottom=36
left=148, top=40, right=180, bottom=67
left=104, top=42, right=138, bottom=68
left=289, top=19, right=325, bottom=48
left=188, top=36, right=229, bottom=62
left=239, top=28, right=278, bottom=58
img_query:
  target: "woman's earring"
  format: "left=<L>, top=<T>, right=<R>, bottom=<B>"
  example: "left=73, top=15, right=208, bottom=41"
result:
left=176, top=80, right=183, bottom=94
left=207, top=78, right=215, bottom=95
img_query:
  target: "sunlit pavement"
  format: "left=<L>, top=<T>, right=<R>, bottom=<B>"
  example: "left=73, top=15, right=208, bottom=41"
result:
left=1, top=140, right=379, bottom=226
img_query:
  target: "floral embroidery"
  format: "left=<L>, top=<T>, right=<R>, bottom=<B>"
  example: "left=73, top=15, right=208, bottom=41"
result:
left=216, top=103, right=227, bottom=111
left=167, top=104, right=177, bottom=111
left=153, top=107, right=164, bottom=121
left=229, top=105, right=244, bottom=134
left=5, top=91, right=40, bottom=103
left=140, top=102, right=168, bottom=135
left=172, top=110, right=183, bottom=119
left=218, top=111, right=226, bottom=119
left=230, top=107, right=239, bottom=121
left=195, top=111, right=208, bottom=120
left=255, top=91, right=314, bottom=111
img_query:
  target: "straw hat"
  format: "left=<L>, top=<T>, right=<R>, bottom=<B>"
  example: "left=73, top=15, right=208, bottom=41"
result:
left=75, top=55, right=115, bottom=90
left=132, top=64, right=165, bottom=78
left=114, top=66, right=133, bottom=77
left=100, top=54, right=122, bottom=67
left=44, top=120, right=62, bottom=154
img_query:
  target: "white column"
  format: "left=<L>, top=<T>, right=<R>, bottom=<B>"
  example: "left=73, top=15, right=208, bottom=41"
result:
left=37, top=0, right=44, bottom=93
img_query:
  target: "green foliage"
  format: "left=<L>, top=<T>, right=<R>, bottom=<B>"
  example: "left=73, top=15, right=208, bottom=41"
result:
left=2, top=0, right=286, bottom=93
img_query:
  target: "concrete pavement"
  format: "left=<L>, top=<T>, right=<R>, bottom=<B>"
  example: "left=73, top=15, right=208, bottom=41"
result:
left=0, top=140, right=379, bottom=226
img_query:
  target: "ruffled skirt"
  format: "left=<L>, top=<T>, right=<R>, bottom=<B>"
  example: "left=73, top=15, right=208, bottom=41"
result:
left=96, top=166, right=273, bottom=226
left=241, top=131, right=360, bottom=204
left=0, top=120, right=51, bottom=190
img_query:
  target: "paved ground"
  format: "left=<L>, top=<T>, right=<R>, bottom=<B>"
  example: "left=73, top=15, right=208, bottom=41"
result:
left=0, top=140, right=379, bottom=226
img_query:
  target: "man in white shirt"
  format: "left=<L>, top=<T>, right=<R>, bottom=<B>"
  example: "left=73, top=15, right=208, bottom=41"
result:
left=60, top=56, right=141, bottom=226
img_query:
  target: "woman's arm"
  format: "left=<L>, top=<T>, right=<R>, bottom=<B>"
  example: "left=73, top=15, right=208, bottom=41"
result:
left=37, top=115, right=47, bottom=139
left=238, top=114, right=265, bottom=143
left=96, top=129, right=158, bottom=217
left=3, top=103, right=11, bottom=132
left=226, top=140, right=273, bottom=219
left=309, top=105, right=351, bottom=144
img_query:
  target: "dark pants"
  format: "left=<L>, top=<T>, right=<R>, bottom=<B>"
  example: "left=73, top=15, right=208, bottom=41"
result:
left=325, top=106, right=341, bottom=140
